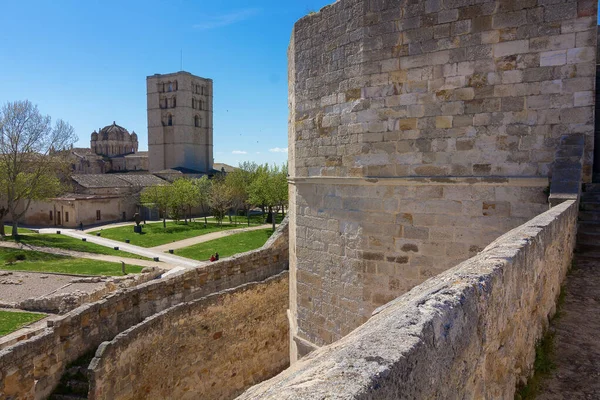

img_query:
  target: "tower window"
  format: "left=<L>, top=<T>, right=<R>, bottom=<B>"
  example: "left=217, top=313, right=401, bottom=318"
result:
left=199, top=100, right=203, bottom=110
left=168, top=82, right=173, bottom=92
left=195, top=115, right=200, bottom=127
left=172, top=97, right=176, bottom=108
left=168, top=114, right=173, bottom=126
left=192, top=98, right=195, bottom=109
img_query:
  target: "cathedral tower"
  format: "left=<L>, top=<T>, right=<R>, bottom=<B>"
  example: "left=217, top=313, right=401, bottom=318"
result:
left=147, top=71, right=213, bottom=173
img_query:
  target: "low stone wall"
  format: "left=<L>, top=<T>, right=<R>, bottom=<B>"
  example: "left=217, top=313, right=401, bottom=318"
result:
left=0, top=219, right=288, bottom=400
left=89, top=272, right=289, bottom=400
left=239, top=201, right=577, bottom=399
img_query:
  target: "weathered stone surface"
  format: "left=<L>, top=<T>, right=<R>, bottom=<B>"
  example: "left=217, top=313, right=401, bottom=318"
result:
left=239, top=201, right=577, bottom=399
left=89, top=272, right=289, bottom=400
left=287, top=0, right=596, bottom=356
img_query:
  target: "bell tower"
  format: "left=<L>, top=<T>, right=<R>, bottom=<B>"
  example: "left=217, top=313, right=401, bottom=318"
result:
left=147, top=71, right=213, bottom=173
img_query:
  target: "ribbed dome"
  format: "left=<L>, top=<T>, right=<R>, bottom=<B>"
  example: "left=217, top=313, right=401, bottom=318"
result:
left=99, top=121, right=129, bottom=141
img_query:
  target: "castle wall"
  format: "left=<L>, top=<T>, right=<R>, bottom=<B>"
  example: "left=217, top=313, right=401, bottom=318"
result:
left=88, top=272, right=289, bottom=400
left=239, top=199, right=577, bottom=399
left=0, top=221, right=288, bottom=399
left=288, top=0, right=597, bottom=353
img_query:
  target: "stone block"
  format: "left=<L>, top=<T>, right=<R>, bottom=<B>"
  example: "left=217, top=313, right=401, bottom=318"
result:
left=493, top=40, right=529, bottom=57
left=540, top=50, right=566, bottom=66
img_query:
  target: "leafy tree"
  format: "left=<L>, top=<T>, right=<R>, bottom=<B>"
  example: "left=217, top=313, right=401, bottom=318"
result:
left=170, top=178, right=200, bottom=224
left=226, top=161, right=259, bottom=225
left=140, top=185, right=170, bottom=228
left=0, top=101, right=76, bottom=237
left=209, top=178, right=232, bottom=226
left=249, top=164, right=278, bottom=231
left=194, top=175, right=212, bottom=226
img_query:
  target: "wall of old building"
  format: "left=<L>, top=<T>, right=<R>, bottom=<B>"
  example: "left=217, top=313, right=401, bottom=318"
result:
left=288, top=0, right=597, bottom=356
left=89, top=272, right=289, bottom=400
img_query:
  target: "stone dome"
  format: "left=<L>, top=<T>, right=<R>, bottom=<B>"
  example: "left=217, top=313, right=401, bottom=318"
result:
left=99, top=121, right=129, bottom=141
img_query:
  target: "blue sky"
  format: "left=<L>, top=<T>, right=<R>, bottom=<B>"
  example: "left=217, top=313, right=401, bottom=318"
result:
left=0, top=0, right=332, bottom=166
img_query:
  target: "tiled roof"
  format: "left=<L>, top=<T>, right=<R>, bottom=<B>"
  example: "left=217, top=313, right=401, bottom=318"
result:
left=71, top=174, right=166, bottom=188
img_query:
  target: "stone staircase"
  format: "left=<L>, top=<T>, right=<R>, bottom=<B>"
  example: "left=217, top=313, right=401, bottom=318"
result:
left=576, top=183, right=600, bottom=255
left=48, top=353, right=93, bottom=400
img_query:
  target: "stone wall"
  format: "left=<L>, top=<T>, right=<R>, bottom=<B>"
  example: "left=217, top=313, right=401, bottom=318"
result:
left=0, top=220, right=288, bottom=400
left=89, top=272, right=289, bottom=400
left=288, top=0, right=597, bottom=355
left=239, top=199, right=577, bottom=399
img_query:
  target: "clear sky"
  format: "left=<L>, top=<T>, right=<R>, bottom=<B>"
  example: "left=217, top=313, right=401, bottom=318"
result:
left=0, top=0, right=333, bottom=167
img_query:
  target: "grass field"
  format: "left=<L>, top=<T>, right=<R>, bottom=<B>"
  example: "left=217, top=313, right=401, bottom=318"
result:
left=3, top=234, right=150, bottom=260
left=175, top=228, right=274, bottom=261
left=2, top=225, right=34, bottom=235
left=98, top=221, right=245, bottom=248
left=0, top=247, right=143, bottom=276
left=0, top=310, right=46, bottom=337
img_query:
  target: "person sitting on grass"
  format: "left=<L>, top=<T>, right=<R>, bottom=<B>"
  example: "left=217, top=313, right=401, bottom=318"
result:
left=215, top=252, right=219, bottom=261
left=210, top=254, right=216, bottom=262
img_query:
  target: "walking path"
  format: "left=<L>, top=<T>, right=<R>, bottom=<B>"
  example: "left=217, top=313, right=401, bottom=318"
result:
left=40, top=229, right=201, bottom=268
left=0, top=241, right=171, bottom=269
left=150, top=224, right=270, bottom=252
left=536, top=252, right=600, bottom=399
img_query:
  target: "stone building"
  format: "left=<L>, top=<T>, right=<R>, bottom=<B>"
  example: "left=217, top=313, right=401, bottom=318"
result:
left=286, top=0, right=597, bottom=361
left=147, top=71, right=214, bottom=173
left=69, top=122, right=148, bottom=174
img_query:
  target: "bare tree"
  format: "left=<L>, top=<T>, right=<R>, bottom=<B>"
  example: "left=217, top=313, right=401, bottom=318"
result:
left=0, top=100, right=76, bottom=237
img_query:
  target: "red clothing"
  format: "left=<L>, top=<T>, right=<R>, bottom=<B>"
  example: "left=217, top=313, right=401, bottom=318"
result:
left=210, top=255, right=216, bottom=262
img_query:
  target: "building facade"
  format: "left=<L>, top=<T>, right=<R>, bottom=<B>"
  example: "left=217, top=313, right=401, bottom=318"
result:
left=147, top=71, right=214, bottom=173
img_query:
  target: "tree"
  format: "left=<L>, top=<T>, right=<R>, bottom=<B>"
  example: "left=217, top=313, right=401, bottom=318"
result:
left=226, top=161, right=259, bottom=225
left=170, top=178, right=200, bottom=224
left=249, top=164, right=278, bottom=231
left=0, top=101, right=76, bottom=237
left=194, top=176, right=212, bottom=226
left=209, top=178, right=232, bottom=226
left=140, top=185, right=170, bottom=228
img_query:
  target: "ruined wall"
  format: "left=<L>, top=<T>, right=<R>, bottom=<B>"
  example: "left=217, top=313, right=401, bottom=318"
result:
left=288, top=0, right=597, bottom=353
left=240, top=199, right=578, bottom=399
left=0, top=221, right=288, bottom=400
left=89, top=272, right=289, bottom=400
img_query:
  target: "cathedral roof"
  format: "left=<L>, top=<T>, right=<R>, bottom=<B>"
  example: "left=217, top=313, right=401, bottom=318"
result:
left=98, top=121, right=131, bottom=141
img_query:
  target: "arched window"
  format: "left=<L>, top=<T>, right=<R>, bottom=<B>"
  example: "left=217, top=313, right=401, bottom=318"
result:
left=167, top=114, right=173, bottom=126
left=192, top=98, right=195, bottom=109
left=174, top=80, right=178, bottom=90
left=172, top=97, right=176, bottom=108
left=194, top=115, right=200, bottom=127
left=168, top=82, right=173, bottom=92
left=199, top=100, right=203, bottom=110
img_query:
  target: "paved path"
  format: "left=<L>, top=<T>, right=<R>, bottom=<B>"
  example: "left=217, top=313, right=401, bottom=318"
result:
left=536, top=253, right=600, bottom=399
left=43, top=229, right=202, bottom=268
left=150, top=224, right=270, bottom=252
left=0, top=241, right=170, bottom=269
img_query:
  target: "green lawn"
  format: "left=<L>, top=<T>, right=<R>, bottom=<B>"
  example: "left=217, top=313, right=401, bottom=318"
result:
left=0, top=247, right=143, bottom=276
left=0, top=310, right=46, bottom=336
left=175, top=228, right=274, bottom=261
left=3, top=234, right=150, bottom=260
left=2, top=225, right=34, bottom=235
left=98, top=221, right=244, bottom=248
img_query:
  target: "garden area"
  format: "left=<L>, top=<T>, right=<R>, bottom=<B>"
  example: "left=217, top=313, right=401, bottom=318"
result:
left=0, top=310, right=46, bottom=337
left=174, top=228, right=274, bottom=261
left=0, top=247, right=143, bottom=276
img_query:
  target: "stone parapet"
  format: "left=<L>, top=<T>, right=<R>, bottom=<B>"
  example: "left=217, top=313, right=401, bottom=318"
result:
left=88, top=272, right=289, bottom=400
left=0, top=219, right=288, bottom=400
left=239, top=200, right=578, bottom=399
